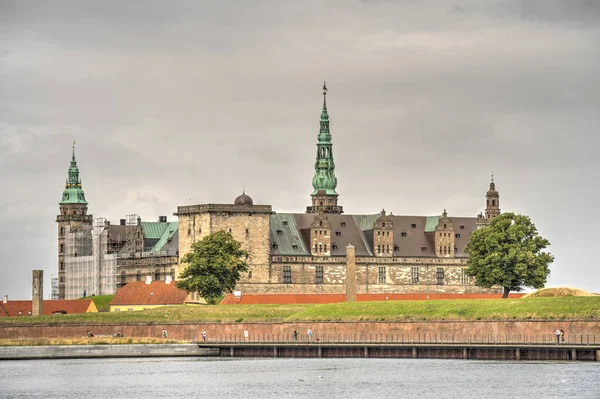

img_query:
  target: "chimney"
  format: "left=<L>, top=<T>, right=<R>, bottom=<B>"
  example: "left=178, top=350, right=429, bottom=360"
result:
left=165, top=275, right=172, bottom=284
left=3, top=295, right=7, bottom=304
left=159, top=216, right=167, bottom=223
left=32, top=270, right=43, bottom=316
left=145, top=276, right=152, bottom=284
left=120, top=219, right=126, bottom=226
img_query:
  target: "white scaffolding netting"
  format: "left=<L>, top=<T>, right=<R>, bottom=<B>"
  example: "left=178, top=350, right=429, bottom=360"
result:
left=64, top=224, right=116, bottom=299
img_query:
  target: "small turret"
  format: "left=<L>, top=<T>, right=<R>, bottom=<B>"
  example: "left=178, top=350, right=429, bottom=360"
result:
left=373, top=209, right=394, bottom=257
left=485, top=173, right=500, bottom=220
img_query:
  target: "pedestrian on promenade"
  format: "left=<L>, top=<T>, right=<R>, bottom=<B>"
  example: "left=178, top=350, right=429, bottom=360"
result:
left=293, top=330, right=298, bottom=342
left=554, top=329, right=560, bottom=344
left=307, top=327, right=313, bottom=343
left=244, top=328, right=249, bottom=342
left=202, top=329, right=207, bottom=342
left=163, top=329, right=168, bottom=339
left=560, top=329, right=565, bottom=343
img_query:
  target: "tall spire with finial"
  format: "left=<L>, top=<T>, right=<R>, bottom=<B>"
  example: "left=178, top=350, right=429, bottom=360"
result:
left=60, top=141, right=88, bottom=204
left=307, top=81, right=343, bottom=214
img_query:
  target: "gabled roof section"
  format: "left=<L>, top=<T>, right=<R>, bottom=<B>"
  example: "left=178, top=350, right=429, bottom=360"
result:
left=149, top=221, right=178, bottom=254
left=140, top=221, right=171, bottom=240
left=270, top=213, right=309, bottom=255
left=110, top=281, right=187, bottom=306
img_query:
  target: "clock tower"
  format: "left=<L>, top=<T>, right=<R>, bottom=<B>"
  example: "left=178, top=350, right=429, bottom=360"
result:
left=56, top=142, right=93, bottom=299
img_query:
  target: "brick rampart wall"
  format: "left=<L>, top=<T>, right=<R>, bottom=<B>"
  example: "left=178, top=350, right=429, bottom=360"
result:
left=1, top=320, right=598, bottom=341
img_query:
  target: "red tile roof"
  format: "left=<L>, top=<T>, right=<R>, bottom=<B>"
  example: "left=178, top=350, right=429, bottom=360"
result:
left=0, top=300, right=97, bottom=317
left=221, top=293, right=525, bottom=305
left=110, top=281, right=188, bottom=306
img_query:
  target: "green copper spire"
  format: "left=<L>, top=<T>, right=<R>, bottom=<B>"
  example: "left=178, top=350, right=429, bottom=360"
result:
left=59, top=141, right=88, bottom=204
left=311, top=81, right=338, bottom=195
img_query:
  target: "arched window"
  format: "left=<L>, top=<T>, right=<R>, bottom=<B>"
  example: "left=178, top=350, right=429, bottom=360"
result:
left=377, top=231, right=380, bottom=236
left=60, top=243, right=64, bottom=253
left=319, top=221, right=323, bottom=227
left=319, top=244, right=323, bottom=253
left=377, top=245, right=381, bottom=253
left=386, top=245, right=390, bottom=253
left=492, top=200, right=496, bottom=206
left=314, top=244, right=318, bottom=252
left=154, top=269, right=160, bottom=281
left=60, top=227, right=64, bottom=236
left=323, top=244, right=327, bottom=252
left=382, top=222, right=385, bottom=228
left=487, top=200, right=490, bottom=206
left=439, top=246, right=442, bottom=253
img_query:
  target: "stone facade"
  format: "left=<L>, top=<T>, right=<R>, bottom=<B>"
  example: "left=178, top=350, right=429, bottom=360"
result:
left=116, top=255, right=178, bottom=288
left=174, top=202, right=272, bottom=283
left=237, top=253, right=495, bottom=295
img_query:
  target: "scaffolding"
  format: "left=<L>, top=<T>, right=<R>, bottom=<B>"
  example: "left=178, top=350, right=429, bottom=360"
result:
left=51, top=274, right=59, bottom=300
left=63, top=223, right=117, bottom=299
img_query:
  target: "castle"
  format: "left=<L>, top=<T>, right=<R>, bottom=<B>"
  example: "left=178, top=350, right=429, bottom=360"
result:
left=56, top=83, right=501, bottom=299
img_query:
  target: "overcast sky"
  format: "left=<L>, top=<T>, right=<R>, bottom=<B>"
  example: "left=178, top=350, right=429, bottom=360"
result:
left=1, top=0, right=599, bottom=299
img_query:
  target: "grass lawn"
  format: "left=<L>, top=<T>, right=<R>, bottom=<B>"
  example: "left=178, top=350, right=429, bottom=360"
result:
left=1, top=297, right=599, bottom=325
left=81, top=294, right=114, bottom=312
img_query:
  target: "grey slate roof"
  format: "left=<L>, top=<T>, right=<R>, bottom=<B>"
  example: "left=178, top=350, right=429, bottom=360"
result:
left=270, top=213, right=478, bottom=258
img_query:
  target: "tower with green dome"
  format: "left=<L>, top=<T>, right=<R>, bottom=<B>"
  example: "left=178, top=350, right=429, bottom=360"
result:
left=306, top=82, right=343, bottom=214
left=56, top=142, right=93, bottom=299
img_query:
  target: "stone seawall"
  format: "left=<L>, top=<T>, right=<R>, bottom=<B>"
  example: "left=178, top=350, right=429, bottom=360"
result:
left=0, top=344, right=218, bottom=360
left=1, top=320, right=599, bottom=342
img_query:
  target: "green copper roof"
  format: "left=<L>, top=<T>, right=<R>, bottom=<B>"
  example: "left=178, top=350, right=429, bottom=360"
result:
left=424, top=216, right=441, bottom=232
left=311, top=82, right=338, bottom=195
left=59, top=144, right=88, bottom=205
left=151, top=222, right=178, bottom=253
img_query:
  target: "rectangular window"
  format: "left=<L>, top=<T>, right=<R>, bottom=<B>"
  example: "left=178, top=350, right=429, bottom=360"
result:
left=283, top=266, right=292, bottom=284
left=154, top=269, right=160, bottom=281
left=401, top=232, right=407, bottom=237
left=436, top=268, right=445, bottom=285
left=120, top=273, right=126, bottom=284
left=378, top=267, right=386, bottom=284
left=335, top=231, right=341, bottom=236
left=411, top=267, right=419, bottom=284
left=411, top=223, right=417, bottom=228
left=455, top=233, right=461, bottom=238
left=315, top=266, right=324, bottom=284
left=136, top=271, right=141, bottom=282
left=460, top=268, right=469, bottom=285
left=340, top=222, right=346, bottom=227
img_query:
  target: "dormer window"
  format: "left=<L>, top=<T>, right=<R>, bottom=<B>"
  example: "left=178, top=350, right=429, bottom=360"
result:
left=340, top=222, right=346, bottom=227
left=282, top=220, right=288, bottom=226
left=292, top=244, right=298, bottom=250
left=272, top=243, right=279, bottom=250
left=455, top=234, right=461, bottom=238
left=401, top=232, right=407, bottom=237
left=411, top=223, right=416, bottom=228
left=460, top=225, right=465, bottom=230
left=421, top=246, right=427, bottom=251
left=277, top=230, right=282, bottom=235
left=335, top=231, right=341, bottom=236
left=394, top=245, right=399, bottom=251
left=332, top=243, right=338, bottom=250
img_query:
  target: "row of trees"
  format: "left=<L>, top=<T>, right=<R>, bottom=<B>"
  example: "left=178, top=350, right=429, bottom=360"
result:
left=177, top=213, right=554, bottom=302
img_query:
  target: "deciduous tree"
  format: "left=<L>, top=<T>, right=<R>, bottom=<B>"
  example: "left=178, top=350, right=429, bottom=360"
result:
left=465, top=212, right=553, bottom=298
left=177, top=231, right=248, bottom=304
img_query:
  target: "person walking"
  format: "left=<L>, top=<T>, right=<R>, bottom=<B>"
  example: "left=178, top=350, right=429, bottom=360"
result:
left=560, top=329, right=565, bottom=343
left=202, top=329, right=207, bottom=342
left=554, top=329, right=561, bottom=344
left=293, top=330, right=298, bottom=342
left=162, top=329, right=168, bottom=339
left=307, top=327, right=313, bottom=343
left=244, top=328, right=249, bottom=342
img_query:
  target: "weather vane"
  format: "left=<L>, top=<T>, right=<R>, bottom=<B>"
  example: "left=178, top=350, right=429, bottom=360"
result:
left=491, top=171, right=494, bottom=182
left=323, top=81, right=327, bottom=97
left=72, top=140, right=76, bottom=150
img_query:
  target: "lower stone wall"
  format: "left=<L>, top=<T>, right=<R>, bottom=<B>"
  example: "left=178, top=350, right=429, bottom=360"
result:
left=236, top=283, right=500, bottom=295
left=1, top=320, right=597, bottom=341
